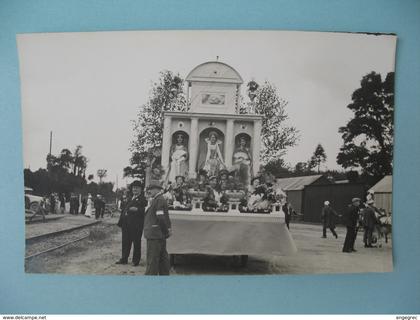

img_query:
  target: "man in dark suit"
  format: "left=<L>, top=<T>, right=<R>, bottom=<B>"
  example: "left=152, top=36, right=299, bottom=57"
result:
left=342, top=198, right=361, bottom=252
left=116, top=181, right=148, bottom=266
left=144, top=181, right=172, bottom=275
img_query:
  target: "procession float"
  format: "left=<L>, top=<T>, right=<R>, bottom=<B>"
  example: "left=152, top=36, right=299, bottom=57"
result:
left=147, top=61, right=297, bottom=266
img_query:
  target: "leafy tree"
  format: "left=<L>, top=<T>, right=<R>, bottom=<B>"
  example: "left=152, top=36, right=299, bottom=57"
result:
left=309, top=144, right=327, bottom=173
left=263, top=158, right=292, bottom=178
left=97, top=169, right=107, bottom=183
left=337, top=72, right=394, bottom=180
left=128, top=71, right=186, bottom=178
left=72, top=145, right=87, bottom=176
left=243, top=81, right=299, bottom=164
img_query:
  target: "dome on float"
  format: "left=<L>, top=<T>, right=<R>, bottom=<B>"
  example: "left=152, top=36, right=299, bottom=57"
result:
left=186, top=61, right=243, bottom=84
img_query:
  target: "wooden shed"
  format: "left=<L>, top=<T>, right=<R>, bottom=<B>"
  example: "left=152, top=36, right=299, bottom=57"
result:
left=369, top=175, right=393, bottom=214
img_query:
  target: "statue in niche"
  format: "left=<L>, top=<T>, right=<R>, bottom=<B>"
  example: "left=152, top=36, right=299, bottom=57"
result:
left=167, top=133, right=189, bottom=183
left=232, top=135, right=253, bottom=186
left=201, top=131, right=226, bottom=177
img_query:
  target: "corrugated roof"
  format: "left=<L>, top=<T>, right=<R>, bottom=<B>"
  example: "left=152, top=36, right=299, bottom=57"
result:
left=275, top=175, right=324, bottom=191
left=369, top=175, right=392, bottom=193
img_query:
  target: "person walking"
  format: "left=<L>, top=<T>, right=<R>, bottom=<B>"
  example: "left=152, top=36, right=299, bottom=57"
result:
left=94, top=195, right=102, bottom=219
left=282, top=201, right=292, bottom=230
left=363, top=199, right=377, bottom=248
left=116, top=181, right=148, bottom=266
left=49, top=193, right=56, bottom=214
left=321, top=201, right=340, bottom=238
left=342, top=198, right=361, bottom=253
left=143, top=181, right=172, bottom=275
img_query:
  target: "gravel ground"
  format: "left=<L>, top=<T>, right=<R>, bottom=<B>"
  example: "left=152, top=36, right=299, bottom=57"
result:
left=25, top=219, right=393, bottom=275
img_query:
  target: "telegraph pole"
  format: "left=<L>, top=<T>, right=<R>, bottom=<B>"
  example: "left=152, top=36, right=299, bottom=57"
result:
left=49, top=131, right=53, bottom=155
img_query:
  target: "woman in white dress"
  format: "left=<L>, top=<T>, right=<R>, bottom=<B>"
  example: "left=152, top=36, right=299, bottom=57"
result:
left=202, top=131, right=226, bottom=177
left=167, top=133, right=189, bottom=183
left=84, top=194, right=93, bottom=218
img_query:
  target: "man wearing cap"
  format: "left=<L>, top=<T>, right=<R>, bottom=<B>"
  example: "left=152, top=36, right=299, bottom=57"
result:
left=116, top=180, right=148, bottom=266
left=321, top=201, right=340, bottom=238
left=144, top=181, right=172, bottom=275
left=342, top=198, right=361, bottom=252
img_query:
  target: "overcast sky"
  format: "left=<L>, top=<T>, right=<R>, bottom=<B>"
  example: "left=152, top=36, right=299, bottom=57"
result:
left=17, top=30, right=396, bottom=185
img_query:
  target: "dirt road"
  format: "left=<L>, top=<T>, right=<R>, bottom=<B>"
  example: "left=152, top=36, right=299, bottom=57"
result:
left=25, top=219, right=393, bottom=275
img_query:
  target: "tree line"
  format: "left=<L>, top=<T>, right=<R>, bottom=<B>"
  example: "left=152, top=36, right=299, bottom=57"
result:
left=24, top=145, right=115, bottom=201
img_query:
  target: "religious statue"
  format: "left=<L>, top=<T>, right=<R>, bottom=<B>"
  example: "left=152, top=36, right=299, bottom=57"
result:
left=167, top=133, right=189, bottom=183
left=202, top=131, right=226, bottom=177
left=232, top=136, right=253, bottom=186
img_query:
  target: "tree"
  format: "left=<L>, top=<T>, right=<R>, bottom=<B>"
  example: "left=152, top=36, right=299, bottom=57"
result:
left=129, top=70, right=186, bottom=178
left=72, top=145, right=88, bottom=176
left=243, top=81, right=299, bottom=165
left=337, top=72, right=394, bottom=180
left=97, top=169, right=107, bottom=183
left=294, top=162, right=310, bottom=175
left=309, top=144, right=327, bottom=173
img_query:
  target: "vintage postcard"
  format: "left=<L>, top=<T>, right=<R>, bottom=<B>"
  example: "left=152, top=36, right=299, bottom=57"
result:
left=18, top=30, right=396, bottom=275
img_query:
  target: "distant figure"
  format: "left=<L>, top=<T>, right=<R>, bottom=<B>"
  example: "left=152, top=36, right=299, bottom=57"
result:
left=321, top=201, right=340, bottom=238
left=59, top=193, right=65, bottom=214
left=80, top=196, right=87, bottom=215
left=282, top=201, right=293, bottom=230
left=84, top=194, right=93, bottom=218
left=342, top=198, right=361, bottom=253
left=49, top=194, right=56, bottom=214
left=94, top=195, right=105, bottom=219
left=363, top=199, right=377, bottom=248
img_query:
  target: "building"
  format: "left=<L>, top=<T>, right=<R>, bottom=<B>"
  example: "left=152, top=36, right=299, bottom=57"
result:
left=369, top=175, right=393, bottom=214
left=275, top=175, right=328, bottom=215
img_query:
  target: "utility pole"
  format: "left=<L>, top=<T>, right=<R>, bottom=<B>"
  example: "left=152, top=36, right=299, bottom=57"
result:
left=49, top=131, right=53, bottom=155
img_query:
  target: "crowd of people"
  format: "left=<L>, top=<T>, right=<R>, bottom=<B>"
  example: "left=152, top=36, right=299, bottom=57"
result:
left=320, top=195, right=392, bottom=253
left=160, top=169, right=291, bottom=215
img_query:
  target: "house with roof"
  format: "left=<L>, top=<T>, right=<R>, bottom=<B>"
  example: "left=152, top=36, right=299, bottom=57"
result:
left=369, top=175, right=393, bottom=214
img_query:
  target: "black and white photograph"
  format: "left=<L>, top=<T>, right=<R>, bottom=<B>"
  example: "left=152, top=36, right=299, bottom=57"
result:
left=18, top=30, right=396, bottom=275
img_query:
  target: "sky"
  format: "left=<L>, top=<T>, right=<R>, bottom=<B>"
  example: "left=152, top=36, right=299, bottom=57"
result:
left=17, top=30, right=397, bottom=186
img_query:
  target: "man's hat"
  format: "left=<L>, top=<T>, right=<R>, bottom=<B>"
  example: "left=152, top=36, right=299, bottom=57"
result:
left=352, top=197, right=361, bottom=203
left=130, top=180, right=143, bottom=188
left=146, top=180, right=163, bottom=190
left=324, top=200, right=330, bottom=206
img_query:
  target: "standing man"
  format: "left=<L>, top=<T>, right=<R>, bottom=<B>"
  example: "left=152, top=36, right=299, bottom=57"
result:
left=116, top=181, right=148, bottom=266
left=321, top=201, right=340, bottom=239
left=144, top=181, right=172, bottom=275
left=363, top=199, right=377, bottom=248
left=342, top=198, right=361, bottom=253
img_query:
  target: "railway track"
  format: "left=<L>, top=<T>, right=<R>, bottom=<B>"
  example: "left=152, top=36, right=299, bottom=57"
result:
left=25, top=220, right=115, bottom=260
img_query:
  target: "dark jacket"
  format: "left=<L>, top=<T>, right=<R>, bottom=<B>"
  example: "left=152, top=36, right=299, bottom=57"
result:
left=362, top=206, right=377, bottom=229
left=321, top=206, right=339, bottom=228
left=343, top=204, right=359, bottom=228
left=117, top=194, right=148, bottom=228
left=143, top=193, right=171, bottom=240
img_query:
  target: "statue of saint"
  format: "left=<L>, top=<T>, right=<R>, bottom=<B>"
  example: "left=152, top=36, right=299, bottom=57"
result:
left=232, top=136, right=252, bottom=186
left=202, top=131, right=226, bottom=177
left=167, top=133, right=189, bottom=183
